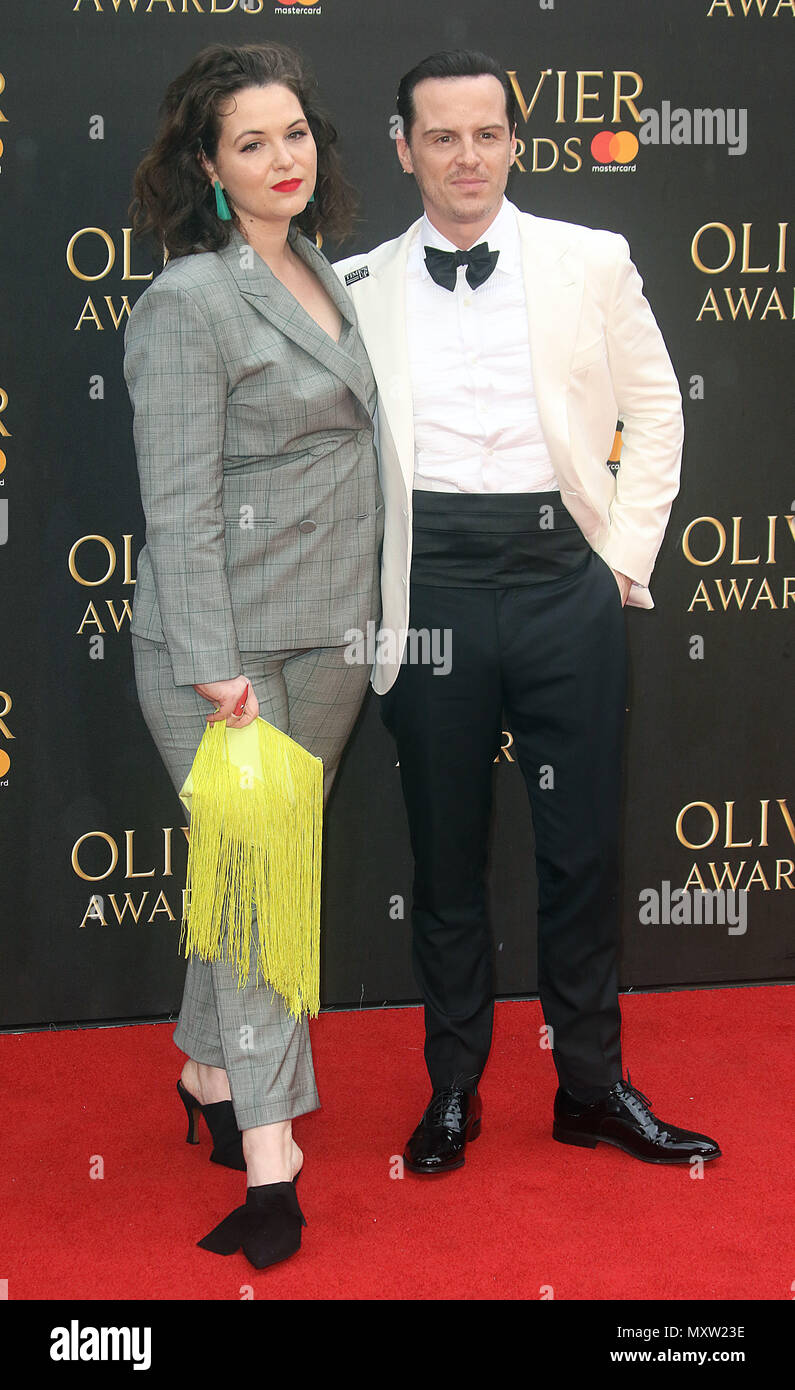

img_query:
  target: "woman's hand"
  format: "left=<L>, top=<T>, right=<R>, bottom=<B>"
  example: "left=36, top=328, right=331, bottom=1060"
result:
left=193, top=675, right=260, bottom=728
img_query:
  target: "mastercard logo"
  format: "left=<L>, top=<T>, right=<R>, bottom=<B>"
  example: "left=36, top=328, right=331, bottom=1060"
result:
left=591, top=130, right=639, bottom=165
left=278, top=1, right=320, bottom=6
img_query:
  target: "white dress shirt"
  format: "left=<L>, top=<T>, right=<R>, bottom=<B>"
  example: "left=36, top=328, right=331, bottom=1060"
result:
left=406, top=197, right=559, bottom=494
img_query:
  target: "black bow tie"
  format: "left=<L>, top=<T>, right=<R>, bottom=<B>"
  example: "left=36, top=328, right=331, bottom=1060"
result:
left=424, top=242, right=499, bottom=292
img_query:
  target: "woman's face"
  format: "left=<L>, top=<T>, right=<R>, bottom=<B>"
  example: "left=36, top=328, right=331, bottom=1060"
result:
left=200, top=82, right=317, bottom=227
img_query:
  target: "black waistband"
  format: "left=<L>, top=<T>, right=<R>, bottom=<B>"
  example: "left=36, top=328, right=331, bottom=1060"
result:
left=410, top=489, right=590, bottom=587
left=411, top=488, right=578, bottom=532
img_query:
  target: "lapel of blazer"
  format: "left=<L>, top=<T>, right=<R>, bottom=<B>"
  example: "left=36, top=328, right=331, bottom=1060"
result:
left=341, top=218, right=422, bottom=494
left=218, top=224, right=372, bottom=417
left=516, top=208, right=584, bottom=483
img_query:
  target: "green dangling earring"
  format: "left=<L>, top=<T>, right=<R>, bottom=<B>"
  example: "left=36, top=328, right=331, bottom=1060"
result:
left=214, top=179, right=232, bottom=221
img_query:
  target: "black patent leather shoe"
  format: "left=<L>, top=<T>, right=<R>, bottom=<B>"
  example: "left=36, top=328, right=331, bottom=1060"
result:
left=552, top=1074, right=721, bottom=1165
left=403, top=1087, right=482, bottom=1174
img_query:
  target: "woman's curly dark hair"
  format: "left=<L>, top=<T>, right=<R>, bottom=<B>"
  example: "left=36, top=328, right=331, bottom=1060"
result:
left=128, top=42, right=357, bottom=260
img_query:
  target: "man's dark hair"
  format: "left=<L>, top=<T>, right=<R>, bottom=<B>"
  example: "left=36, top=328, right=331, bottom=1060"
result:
left=396, top=50, right=517, bottom=145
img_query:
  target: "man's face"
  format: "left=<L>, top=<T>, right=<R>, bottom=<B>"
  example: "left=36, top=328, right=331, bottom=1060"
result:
left=396, top=74, right=516, bottom=238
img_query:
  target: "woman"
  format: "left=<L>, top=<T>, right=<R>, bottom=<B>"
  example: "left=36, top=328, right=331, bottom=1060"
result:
left=124, top=41, right=382, bottom=1270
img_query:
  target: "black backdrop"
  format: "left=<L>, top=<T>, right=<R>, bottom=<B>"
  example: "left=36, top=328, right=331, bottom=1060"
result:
left=1, top=0, right=792, bottom=1027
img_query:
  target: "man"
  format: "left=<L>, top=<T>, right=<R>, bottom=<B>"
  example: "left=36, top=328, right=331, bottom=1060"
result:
left=335, top=51, right=720, bottom=1173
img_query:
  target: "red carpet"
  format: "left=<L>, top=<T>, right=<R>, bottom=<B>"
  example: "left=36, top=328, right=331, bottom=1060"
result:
left=1, top=987, right=791, bottom=1300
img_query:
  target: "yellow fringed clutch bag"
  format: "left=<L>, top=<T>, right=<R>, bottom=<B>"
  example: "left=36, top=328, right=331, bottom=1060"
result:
left=178, top=717, right=323, bottom=1020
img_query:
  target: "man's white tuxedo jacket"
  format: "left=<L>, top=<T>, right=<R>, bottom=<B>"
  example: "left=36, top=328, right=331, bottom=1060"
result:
left=334, top=205, right=684, bottom=694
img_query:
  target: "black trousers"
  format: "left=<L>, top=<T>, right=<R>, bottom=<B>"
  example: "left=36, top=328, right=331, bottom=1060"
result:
left=381, top=490, right=627, bottom=1104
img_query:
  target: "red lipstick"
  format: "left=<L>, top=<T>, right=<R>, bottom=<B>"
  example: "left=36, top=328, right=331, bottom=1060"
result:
left=271, top=179, right=302, bottom=192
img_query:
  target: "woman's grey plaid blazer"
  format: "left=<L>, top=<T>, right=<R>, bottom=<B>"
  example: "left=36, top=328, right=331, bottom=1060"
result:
left=123, top=222, right=383, bottom=687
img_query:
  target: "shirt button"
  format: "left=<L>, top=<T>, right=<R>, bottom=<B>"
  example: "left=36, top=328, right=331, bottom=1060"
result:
left=402, top=576, right=407, bottom=586
left=298, top=519, right=317, bottom=534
